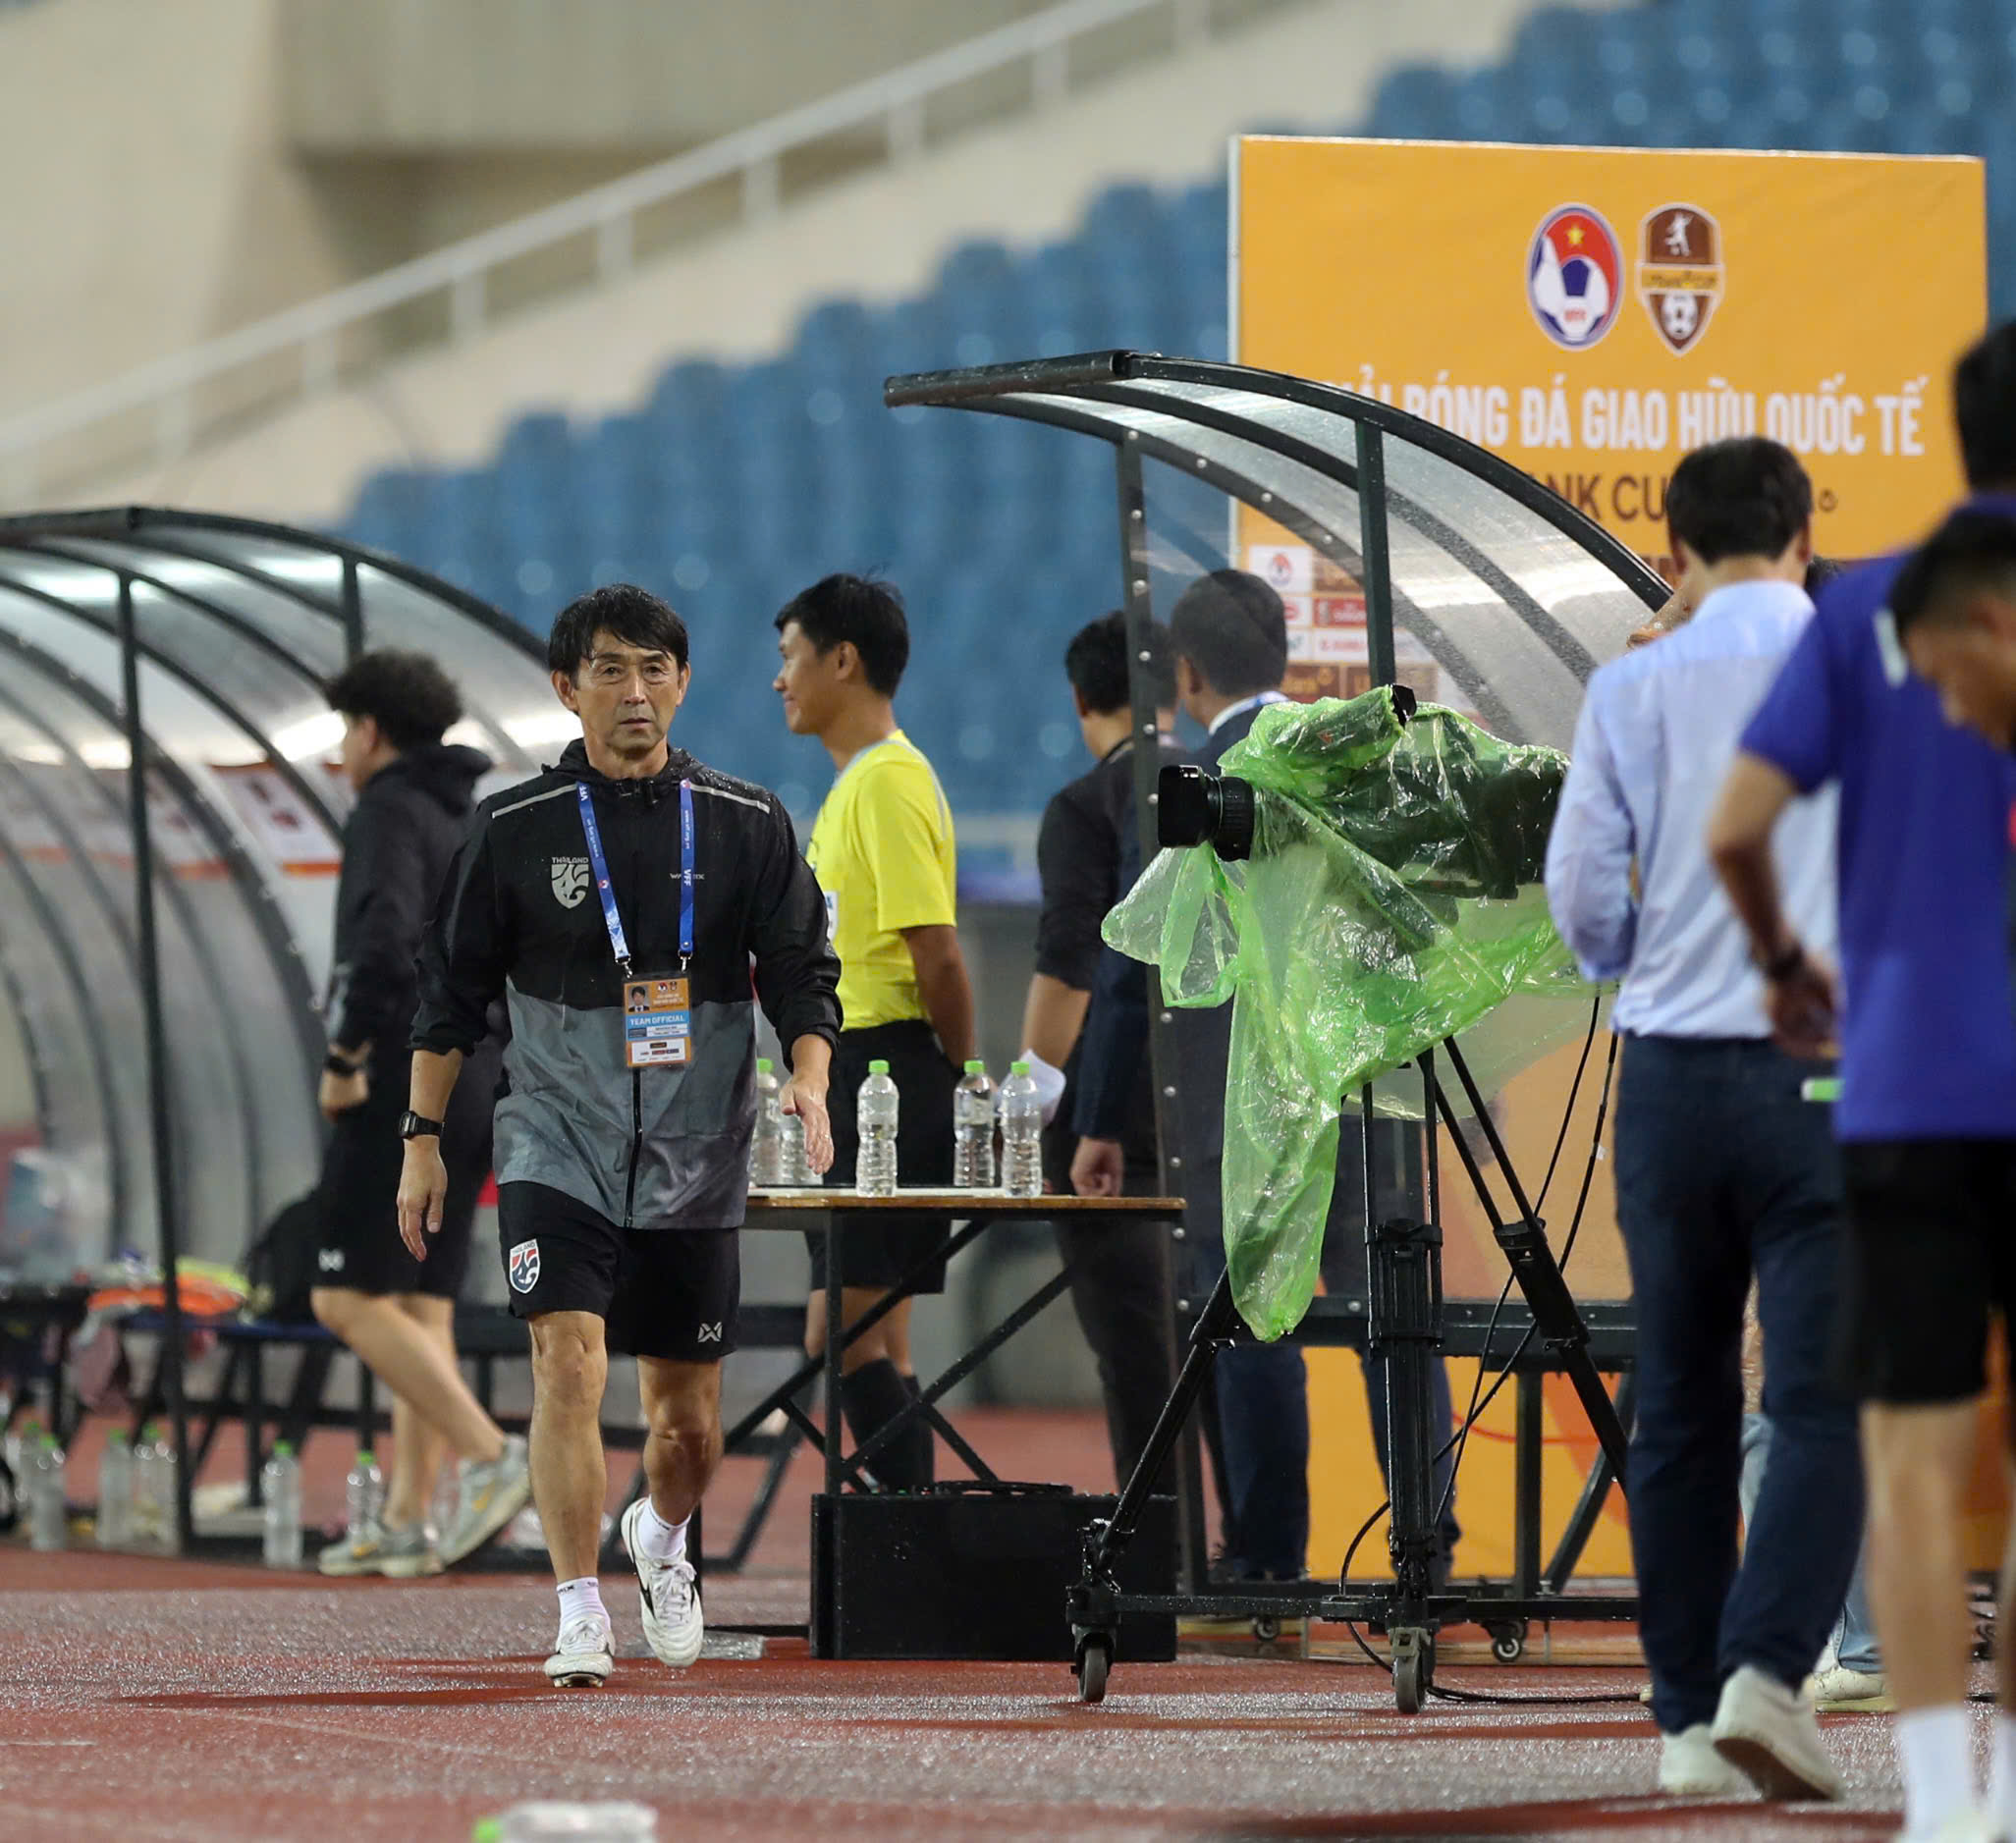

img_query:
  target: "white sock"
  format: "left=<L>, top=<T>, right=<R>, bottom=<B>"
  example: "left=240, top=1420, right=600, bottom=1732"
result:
left=1897, top=1705, right=1976, bottom=1833
left=635, top=1500, right=688, bottom=1565
left=555, top=1577, right=608, bottom=1630
left=1989, top=1712, right=2016, bottom=1826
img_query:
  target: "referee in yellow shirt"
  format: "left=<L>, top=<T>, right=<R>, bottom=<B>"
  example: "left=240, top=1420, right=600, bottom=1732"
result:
left=774, top=573, right=977, bottom=1490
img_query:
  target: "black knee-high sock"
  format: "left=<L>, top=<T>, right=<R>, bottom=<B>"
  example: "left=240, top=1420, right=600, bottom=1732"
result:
left=900, top=1373, right=936, bottom=1488
left=839, top=1358, right=921, bottom=1490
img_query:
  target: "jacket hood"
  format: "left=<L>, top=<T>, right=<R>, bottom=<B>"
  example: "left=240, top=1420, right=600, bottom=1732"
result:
left=554, top=737, right=691, bottom=805
left=371, top=742, right=492, bottom=818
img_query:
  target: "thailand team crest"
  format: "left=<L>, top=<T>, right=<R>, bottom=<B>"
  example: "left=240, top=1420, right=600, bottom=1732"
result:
left=550, top=855, right=589, bottom=909
left=1636, top=203, right=1724, bottom=354
left=508, top=1239, right=541, bottom=1293
left=1527, top=204, right=1623, bottom=351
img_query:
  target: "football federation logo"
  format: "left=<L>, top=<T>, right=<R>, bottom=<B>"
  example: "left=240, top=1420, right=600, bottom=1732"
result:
left=550, top=856, right=589, bottom=909
left=1527, top=204, right=1623, bottom=351
left=508, top=1239, right=541, bottom=1293
left=1636, top=203, right=1724, bottom=354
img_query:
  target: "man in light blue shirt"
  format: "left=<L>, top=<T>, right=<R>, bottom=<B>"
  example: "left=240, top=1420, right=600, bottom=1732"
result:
left=1546, top=437, right=1861, bottom=1804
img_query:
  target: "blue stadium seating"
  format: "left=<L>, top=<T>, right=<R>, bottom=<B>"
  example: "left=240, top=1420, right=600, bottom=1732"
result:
left=338, top=0, right=2016, bottom=846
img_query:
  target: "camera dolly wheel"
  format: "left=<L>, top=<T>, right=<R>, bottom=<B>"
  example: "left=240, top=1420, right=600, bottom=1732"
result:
left=1074, top=1634, right=1112, bottom=1705
left=1252, top=1613, right=1282, bottom=1645
left=1389, top=1626, right=1432, bottom=1714
left=1488, top=1620, right=1529, bottom=1665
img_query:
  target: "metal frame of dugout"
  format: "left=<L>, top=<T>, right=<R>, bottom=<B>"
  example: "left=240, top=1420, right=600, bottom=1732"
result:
left=0, top=508, right=564, bottom=1556
left=882, top=352, right=1667, bottom=1710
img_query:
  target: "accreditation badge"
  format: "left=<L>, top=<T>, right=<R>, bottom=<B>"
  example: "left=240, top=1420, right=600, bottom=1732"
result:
left=623, top=974, right=691, bottom=1068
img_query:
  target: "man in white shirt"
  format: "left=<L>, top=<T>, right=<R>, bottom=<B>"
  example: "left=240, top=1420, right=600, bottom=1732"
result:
left=1547, top=437, right=1860, bottom=1802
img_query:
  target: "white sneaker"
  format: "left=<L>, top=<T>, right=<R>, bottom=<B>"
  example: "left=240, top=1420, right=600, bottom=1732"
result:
left=621, top=1497, right=704, bottom=1668
left=1711, top=1664, right=1845, bottom=1801
left=440, top=1435, right=532, bottom=1566
left=1659, top=1724, right=1753, bottom=1798
left=1808, top=1661, right=1892, bottom=1712
left=1895, top=1810, right=2005, bottom=1843
left=543, top=1614, right=614, bottom=1688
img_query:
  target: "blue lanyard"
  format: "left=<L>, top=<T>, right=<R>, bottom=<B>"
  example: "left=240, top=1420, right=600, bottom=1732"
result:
left=576, top=780, right=695, bottom=974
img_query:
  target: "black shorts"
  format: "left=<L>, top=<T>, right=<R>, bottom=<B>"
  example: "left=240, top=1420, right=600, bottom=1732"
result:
left=498, top=1181, right=739, bottom=1361
left=313, top=1069, right=491, bottom=1300
left=807, top=1020, right=957, bottom=1293
left=1838, top=1138, right=2016, bottom=1405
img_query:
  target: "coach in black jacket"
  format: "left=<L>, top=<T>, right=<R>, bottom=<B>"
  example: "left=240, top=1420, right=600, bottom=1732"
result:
left=309, top=651, right=524, bottom=1580
left=402, top=584, right=840, bottom=1690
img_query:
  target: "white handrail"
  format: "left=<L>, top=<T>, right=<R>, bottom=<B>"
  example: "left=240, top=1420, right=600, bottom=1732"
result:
left=0, top=0, right=1242, bottom=501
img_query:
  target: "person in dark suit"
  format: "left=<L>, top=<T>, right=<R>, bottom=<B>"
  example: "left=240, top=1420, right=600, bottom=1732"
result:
left=1072, top=569, right=1459, bottom=1583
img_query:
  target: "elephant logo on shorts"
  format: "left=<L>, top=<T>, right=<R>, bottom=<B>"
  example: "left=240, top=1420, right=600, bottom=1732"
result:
left=508, top=1239, right=540, bottom=1293
left=551, top=856, right=589, bottom=909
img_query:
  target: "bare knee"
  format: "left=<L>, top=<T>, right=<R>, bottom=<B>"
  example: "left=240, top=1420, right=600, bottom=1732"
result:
left=311, top=1286, right=372, bottom=1340
left=530, top=1318, right=607, bottom=1414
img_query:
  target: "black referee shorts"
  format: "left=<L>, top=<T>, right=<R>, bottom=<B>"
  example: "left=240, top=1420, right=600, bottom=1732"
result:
left=1837, top=1138, right=2016, bottom=1406
left=807, top=1020, right=957, bottom=1293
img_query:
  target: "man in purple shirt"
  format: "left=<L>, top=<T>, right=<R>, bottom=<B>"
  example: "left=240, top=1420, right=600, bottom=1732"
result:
left=1710, top=321, right=2016, bottom=1843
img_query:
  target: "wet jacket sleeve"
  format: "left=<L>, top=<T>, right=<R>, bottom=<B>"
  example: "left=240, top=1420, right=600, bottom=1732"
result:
left=751, top=800, right=843, bottom=1053
left=329, top=796, right=427, bottom=1051
left=411, top=812, right=514, bottom=1057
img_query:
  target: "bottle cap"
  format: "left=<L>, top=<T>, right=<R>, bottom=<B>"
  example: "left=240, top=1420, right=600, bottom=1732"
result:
left=963, top=1059, right=985, bottom=1074
left=471, top=1822, right=503, bottom=1843
left=756, top=1057, right=774, bottom=1072
left=273, top=1440, right=295, bottom=1458
left=868, top=1059, right=891, bottom=1075
left=356, top=1450, right=375, bottom=1466
left=1011, top=1060, right=1031, bottom=1075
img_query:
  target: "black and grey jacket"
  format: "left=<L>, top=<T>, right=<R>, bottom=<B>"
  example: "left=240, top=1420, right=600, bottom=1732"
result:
left=410, top=739, right=841, bottom=1229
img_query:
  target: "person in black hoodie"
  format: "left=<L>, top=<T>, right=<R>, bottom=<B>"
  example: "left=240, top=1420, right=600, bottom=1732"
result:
left=310, top=650, right=529, bottom=1579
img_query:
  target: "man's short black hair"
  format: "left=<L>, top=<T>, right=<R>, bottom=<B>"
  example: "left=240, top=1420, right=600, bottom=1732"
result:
left=1167, top=569, right=1287, bottom=699
left=773, top=573, right=909, bottom=697
left=548, top=583, right=689, bottom=678
left=1889, top=509, right=2016, bottom=639
left=1955, top=320, right=2016, bottom=490
left=1064, top=610, right=1175, bottom=714
left=1664, top=437, right=1813, bottom=566
left=325, top=649, right=463, bottom=750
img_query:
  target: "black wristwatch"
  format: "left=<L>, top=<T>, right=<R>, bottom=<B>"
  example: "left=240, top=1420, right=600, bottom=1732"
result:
left=324, top=1051, right=363, bottom=1076
left=1760, top=941, right=1806, bottom=983
left=398, top=1110, right=444, bottom=1141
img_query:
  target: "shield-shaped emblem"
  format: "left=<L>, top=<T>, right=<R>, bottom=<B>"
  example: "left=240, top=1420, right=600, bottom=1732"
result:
left=551, top=856, right=589, bottom=909
left=1636, top=204, right=1724, bottom=355
left=508, top=1238, right=540, bottom=1293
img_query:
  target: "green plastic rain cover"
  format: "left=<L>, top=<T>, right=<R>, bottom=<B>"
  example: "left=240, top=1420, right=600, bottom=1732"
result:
left=1102, top=689, right=1596, bottom=1338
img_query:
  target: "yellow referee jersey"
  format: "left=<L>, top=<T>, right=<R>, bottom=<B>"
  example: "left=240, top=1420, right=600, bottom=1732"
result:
left=805, top=731, right=956, bottom=1030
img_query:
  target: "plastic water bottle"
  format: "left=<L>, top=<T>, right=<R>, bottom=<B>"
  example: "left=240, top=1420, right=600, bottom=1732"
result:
left=27, top=1430, right=66, bottom=1551
left=999, top=1060, right=1044, bottom=1198
left=483, top=1802, right=657, bottom=1841
left=263, top=1440, right=303, bottom=1568
left=129, top=1422, right=158, bottom=1546
left=152, top=1423, right=182, bottom=1553
left=96, top=1433, right=132, bottom=1548
left=954, top=1060, right=998, bottom=1189
left=855, top=1059, right=899, bottom=1197
left=346, top=1447, right=383, bottom=1542
left=750, top=1057, right=786, bottom=1185
left=780, top=1104, right=814, bottom=1185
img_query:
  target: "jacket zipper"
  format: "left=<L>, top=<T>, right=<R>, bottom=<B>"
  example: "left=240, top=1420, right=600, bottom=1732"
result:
left=624, top=1068, right=642, bottom=1226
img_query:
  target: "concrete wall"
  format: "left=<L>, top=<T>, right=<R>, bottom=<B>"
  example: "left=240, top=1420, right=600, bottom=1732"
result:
left=89, top=0, right=1617, bottom=522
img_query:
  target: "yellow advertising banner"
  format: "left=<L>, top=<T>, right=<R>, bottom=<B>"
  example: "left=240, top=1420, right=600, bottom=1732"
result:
left=1230, top=138, right=1992, bottom=1585
left=1234, top=137, right=1986, bottom=566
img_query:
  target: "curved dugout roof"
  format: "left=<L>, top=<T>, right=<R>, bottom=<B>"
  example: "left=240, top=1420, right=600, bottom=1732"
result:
left=0, top=509, right=553, bottom=1277
left=885, top=352, right=1667, bottom=748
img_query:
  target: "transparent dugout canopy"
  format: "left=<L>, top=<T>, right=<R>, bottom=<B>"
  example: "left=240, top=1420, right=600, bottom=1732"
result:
left=0, top=509, right=551, bottom=1279
left=885, top=352, right=1667, bottom=1306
